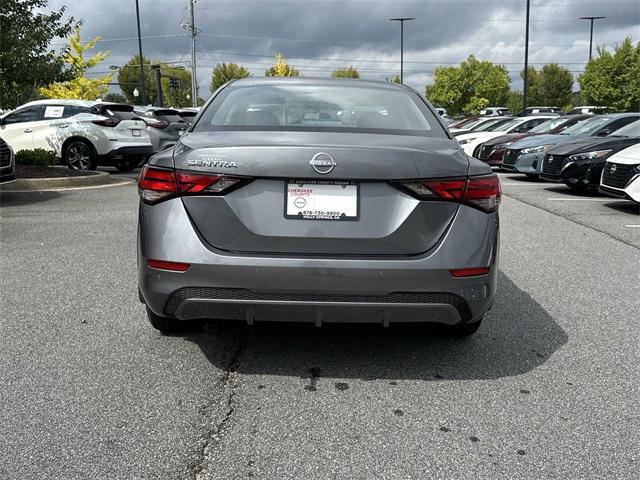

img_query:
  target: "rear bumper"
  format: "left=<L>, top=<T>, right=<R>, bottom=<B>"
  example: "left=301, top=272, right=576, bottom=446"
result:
left=138, top=199, right=499, bottom=325
left=101, top=145, right=154, bottom=161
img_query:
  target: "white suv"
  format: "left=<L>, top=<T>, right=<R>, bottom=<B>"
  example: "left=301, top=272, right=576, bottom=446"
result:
left=0, top=99, right=153, bottom=171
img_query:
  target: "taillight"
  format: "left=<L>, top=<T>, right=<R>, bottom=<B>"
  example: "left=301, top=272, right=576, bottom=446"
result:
left=138, top=166, right=244, bottom=204
left=397, top=174, right=501, bottom=213
left=92, top=117, right=120, bottom=127
left=147, top=119, right=169, bottom=129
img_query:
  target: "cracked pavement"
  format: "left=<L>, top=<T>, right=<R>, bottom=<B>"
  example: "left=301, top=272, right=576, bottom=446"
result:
left=1, top=174, right=638, bottom=479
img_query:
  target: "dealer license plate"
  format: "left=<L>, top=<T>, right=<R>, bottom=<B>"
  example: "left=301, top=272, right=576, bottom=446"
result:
left=285, top=180, right=359, bottom=221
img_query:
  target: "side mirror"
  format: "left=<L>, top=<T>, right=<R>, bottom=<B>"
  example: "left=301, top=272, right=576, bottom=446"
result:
left=597, top=129, right=611, bottom=136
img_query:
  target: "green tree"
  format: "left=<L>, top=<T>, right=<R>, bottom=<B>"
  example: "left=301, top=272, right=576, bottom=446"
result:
left=0, top=0, right=77, bottom=108
left=506, top=90, right=523, bottom=115
left=425, top=55, right=510, bottom=115
left=117, top=55, right=156, bottom=105
left=210, top=63, right=251, bottom=92
left=521, top=64, right=573, bottom=108
left=161, top=66, right=192, bottom=108
left=331, top=66, right=360, bottom=78
left=579, top=38, right=640, bottom=112
left=101, top=92, right=128, bottom=104
left=38, top=28, right=113, bottom=100
left=265, top=54, right=299, bottom=77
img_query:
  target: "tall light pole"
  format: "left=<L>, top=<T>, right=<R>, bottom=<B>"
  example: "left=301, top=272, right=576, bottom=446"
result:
left=389, top=17, right=415, bottom=84
left=134, top=0, right=147, bottom=105
left=580, top=16, right=606, bottom=60
left=188, top=0, right=198, bottom=107
left=523, top=0, right=531, bottom=115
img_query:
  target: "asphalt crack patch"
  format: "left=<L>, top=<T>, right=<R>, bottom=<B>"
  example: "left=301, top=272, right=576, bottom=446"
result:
left=192, top=326, right=250, bottom=480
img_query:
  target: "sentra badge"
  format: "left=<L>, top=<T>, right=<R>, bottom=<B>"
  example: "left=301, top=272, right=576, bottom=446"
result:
left=188, top=154, right=237, bottom=168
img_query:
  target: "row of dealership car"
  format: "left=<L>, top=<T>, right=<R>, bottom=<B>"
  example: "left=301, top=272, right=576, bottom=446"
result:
left=0, top=99, right=199, bottom=175
left=451, top=112, right=640, bottom=204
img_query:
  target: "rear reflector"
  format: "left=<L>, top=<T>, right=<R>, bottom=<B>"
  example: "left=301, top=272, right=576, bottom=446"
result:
left=449, top=267, right=490, bottom=278
left=138, top=166, right=244, bottom=204
left=398, top=174, right=501, bottom=212
left=147, top=259, right=191, bottom=272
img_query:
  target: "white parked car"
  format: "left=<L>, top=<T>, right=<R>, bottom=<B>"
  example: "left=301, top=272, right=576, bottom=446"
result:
left=599, top=143, right=640, bottom=204
left=0, top=99, right=153, bottom=171
left=479, top=107, right=511, bottom=117
left=457, top=116, right=556, bottom=156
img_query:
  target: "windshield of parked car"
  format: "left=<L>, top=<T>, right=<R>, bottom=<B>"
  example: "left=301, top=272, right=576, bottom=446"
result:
left=482, top=118, right=517, bottom=131
left=194, top=84, right=444, bottom=137
left=559, top=116, right=610, bottom=135
left=489, top=118, right=525, bottom=132
left=529, top=117, right=572, bottom=133
left=609, top=119, right=640, bottom=138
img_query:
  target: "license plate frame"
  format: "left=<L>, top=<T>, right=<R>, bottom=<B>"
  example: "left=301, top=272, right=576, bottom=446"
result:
left=131, top=129, right=142, bottom=137
left=285, top=180, right=360, bottom=221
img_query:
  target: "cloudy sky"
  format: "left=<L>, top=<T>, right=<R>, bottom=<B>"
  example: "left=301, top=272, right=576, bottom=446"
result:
left=46, top=0, right=639, bottom=98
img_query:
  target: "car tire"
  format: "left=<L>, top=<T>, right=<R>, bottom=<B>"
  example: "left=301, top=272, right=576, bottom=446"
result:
left=115, top=158, right=140, bottom=171
left=440, top=318, right=482, bottom=337
left=64, top=140, right=96, bottom=171
left=146, top=307, right=186, bottom=334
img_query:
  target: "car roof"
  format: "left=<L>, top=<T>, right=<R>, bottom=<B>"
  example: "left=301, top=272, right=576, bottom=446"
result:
left=18, top=99, right=94, bottom=108
left=227, top=76, right=409, bottom=90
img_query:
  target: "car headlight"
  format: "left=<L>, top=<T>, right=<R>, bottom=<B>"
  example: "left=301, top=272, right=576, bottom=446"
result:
left=521, top=144, right=552, bottom=154
left=568, top=149, right=613, bottom=163
left=459, top=138, right=476, bottom=145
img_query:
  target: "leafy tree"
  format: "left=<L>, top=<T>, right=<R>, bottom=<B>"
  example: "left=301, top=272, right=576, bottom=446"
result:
left=117, top=55, right=156, bottom=105
left=210, top=63, right=251, bottom=92
left=117, top=56, right=193, bottom=107
left=38, top=28, right=113, bottom=100
left=521, top=64, right=573, bottom=108
left=101, top=92, right=128, bottom=104
left=425, top=56, right=510, bottom=115
left=0, top=0, right=77, bottom=108
left=265, top=54, right=299, bottom=77
left=506, top=90, right=523, bottom=115
left=331, top=66, right=360, bottom=78
left=579, top=38, right=640, bottom=112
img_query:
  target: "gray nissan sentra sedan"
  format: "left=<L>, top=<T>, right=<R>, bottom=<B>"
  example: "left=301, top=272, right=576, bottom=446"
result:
left=137, top=78, right=500, bottom=336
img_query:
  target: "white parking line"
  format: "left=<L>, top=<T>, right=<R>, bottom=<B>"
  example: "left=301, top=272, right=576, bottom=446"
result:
left=624, top=225, right=640, bottom=228
left=546, top=197, right=609, bottom=202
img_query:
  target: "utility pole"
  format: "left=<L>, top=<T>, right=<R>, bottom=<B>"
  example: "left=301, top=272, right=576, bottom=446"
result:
left=188, top=0, right=198, bottom=107
left=134, top=0, right=147, bottom=105
left=389, top=17, right=415, bottom=84
left=580, top=16, right=606, bottom=60
left=522, top=0, right=530, bottom=115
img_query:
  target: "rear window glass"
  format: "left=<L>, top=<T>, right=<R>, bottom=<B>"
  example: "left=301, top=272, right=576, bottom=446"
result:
left=149, top=110, right=184, bottom=123
left=95, top=105, right=140, bottom=121
left=194, top=84, right=444, bottom=137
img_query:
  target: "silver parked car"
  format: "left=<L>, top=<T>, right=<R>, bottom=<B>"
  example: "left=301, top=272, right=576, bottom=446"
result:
left=134, top=107, right=189, bottom=152
left=137, top=78, right=501, bottom=336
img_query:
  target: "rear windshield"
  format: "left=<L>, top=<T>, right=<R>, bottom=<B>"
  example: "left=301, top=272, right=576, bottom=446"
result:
left=148, top=110, right=185, bottom=124
left=95, top=104, right=141, bottom=121
left=194, top=84, right=445, bottom=137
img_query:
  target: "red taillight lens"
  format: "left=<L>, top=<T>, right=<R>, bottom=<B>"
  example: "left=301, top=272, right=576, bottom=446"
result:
left=398, top=174, right=501, bottom=213
left=138, top=166, right=244, bottom=204
left=92, top=117, right=120, bottom=127
left=147, top=259, right=190, bottom=272
left=148, top=119, right=169, bottom=129
left=449, top=267, right=490, bottom=278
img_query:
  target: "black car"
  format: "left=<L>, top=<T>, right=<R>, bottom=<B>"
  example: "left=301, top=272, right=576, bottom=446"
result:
left=0, top=137, right=16, bottom=184
left=541, top=118, right=640, bottom=190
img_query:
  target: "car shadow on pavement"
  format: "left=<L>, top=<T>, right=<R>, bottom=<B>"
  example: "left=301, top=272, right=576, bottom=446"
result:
left=603, top=200, right=640, bottom=215
left=0, top=190, right=63, bottom=207
left=185, top=271, right=568, bottom=382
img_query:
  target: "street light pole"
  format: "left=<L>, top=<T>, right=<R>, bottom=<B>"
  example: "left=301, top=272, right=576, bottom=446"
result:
left=580, top=16, right=606, bottom=60
left=188, top=0, right=198, bottom=107
left=134, top=0, right=147, bottom=105
left=523, top=0, right=530, bottom=115
left=389, top=17, right=415, bottom=84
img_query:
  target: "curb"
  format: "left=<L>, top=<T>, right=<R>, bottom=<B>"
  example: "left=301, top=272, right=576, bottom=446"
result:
left=0, top=170, right=133, bottom=191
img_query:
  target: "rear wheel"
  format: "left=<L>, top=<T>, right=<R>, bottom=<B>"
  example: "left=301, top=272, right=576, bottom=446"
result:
left=146, top=307, right=186, bottom=334
left=440, top=318, right=482, bottom=337
left=64, top=140, right=96, bottom=170
left=115, top=158, right=140, bottom=171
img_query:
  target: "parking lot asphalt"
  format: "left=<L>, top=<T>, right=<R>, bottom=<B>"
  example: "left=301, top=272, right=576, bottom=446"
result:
left=0, top=175, right=638, bottom=479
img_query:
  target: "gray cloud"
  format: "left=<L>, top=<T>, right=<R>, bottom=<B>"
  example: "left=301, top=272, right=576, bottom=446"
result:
left=47, top=0, right=639, bottom=96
